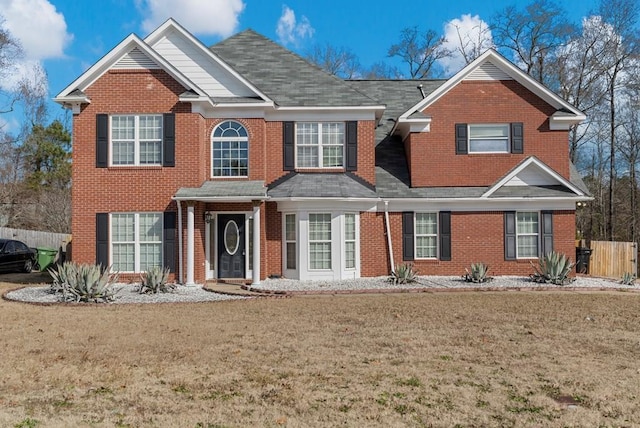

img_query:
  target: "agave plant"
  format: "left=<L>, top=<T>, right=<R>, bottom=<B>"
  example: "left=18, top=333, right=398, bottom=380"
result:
left=530, top=251, right=574, bottom=285
left=49, top=262, right=119, bottom=303
left=138, top=266, right=174, bottom=294
left=463, top=262, right=493, bottom=283
left=620, top=272, right=637, bottom=286
left=389, top=263, right=418, bottom=285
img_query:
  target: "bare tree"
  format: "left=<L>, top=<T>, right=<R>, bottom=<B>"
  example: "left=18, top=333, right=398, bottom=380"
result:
left=388, top=27, right=453, bottom=78
left=306, top=43, right=362, bottom=79
left=491, top=0, right=575, bottom=86
left=451, top=20, right=494, bottom=65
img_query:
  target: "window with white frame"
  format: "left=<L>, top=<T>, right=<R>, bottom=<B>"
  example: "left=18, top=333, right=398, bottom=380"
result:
left=468, top=124, right=510, bottom=153
left=285, top=214, right=296, bottom=270
left=308, top=213, right=331, bottom=269
left=111, top=115, right=162, bottom=165
left=212, top=120, right=249, bottom=177
left=415, top=213, right=438, bottom=259
left=516, top=212, right=539, bottom=258
left=344, top=213, right=356, bottom=269
left=296, top=122, right=344, bottom=168
left=111, top=213, right=162, bottom=272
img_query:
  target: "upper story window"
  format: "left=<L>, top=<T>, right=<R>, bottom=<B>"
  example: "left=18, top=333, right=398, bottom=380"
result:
left=212, top=120, right=249, bottom=177
left=111, top=115, right=163, bottom=165
left=455, top=122, right=523, bottom=155
left=468, top=124, right=509, bottom=153
left=296, top=122, right=345, bottom=168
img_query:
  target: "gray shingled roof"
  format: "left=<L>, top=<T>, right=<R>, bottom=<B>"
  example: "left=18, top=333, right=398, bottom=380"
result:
left=210, top=30, right=380, bottom=107
left=175, top=180, right=267, bottom=200
left=268, top=173, right=377, bottom=199
left=347, top=80, right=445, bottom=144
left=569, top=162, right=590, bottom=195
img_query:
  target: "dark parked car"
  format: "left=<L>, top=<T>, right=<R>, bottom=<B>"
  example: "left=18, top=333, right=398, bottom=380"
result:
left=0, top=239, right=37, bottom=273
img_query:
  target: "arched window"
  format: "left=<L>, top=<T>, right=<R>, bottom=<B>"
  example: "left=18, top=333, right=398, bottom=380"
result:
left=212, top=121, right=249, bottom=177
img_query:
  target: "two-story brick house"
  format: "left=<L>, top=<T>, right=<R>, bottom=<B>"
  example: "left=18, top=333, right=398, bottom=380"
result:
left=54, top=19, right=589, bottom=285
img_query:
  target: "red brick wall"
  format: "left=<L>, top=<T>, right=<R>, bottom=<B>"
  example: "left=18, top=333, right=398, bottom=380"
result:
left=360, top=209, right=576, bottom=277
left=409, top=80, right=570, bottom=187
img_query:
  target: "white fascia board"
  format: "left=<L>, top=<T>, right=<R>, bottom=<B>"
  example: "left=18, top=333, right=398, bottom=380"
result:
left=172, top=195, right=268, bottom=202
left=550, top=113, right=587, bottom=130
left=395, top=117, right=432, bottom=140
left=275, top=199, right=379, bottom=212
left=144, top=18, right=272, bottom=103
left=398, top=49, right=585, bottom=122
left=265, top=106, right=382, bottom=122
left=55, top=33, right=207, bottom=101
left=381, top=198, right=586, bottom=213
left=482, top=156, right=586, bottom=198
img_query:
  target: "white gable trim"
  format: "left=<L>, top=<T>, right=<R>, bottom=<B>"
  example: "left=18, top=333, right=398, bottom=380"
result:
left=144, top=18, right=272, bottom=103
left=398, top=49, right=585, bottom=125
left=482, top=156, right=586, bottom=198
left=55, top=33, right=207, bottom=101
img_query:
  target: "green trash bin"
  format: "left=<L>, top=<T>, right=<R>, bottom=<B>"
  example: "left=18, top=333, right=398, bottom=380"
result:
left=36, top=247, right=58, bottom=271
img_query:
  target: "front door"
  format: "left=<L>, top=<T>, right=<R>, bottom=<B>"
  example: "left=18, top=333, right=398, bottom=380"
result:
left=217, top=214, right=245, bottom=278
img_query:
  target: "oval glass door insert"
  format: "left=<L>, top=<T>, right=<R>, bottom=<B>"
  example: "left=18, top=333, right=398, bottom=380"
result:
left=224, top=220, right=240, bottom=255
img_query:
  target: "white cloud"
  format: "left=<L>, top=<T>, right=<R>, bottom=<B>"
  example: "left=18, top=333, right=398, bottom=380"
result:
left=276, top=5, right=314, bottom=46
left=0, top=0, right=72, bottom=60
left=139, top=0, right=245, bottom=36
left=439, top=14, right=493, bottom=76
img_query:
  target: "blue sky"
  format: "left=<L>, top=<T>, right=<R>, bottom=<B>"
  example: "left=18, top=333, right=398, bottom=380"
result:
left=0, top=0, right=602, bottom=129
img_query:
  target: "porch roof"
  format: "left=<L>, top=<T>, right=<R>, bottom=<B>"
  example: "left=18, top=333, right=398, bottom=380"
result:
left=268, top=172, right=377, bottom=199
left=173, top=180, right=267, bottom=202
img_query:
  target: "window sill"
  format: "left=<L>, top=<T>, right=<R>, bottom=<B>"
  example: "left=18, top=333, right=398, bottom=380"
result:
left=107, top=166, right=163, bottom=170
left=210, top=176, right=249, bottom=180
left=295, top=168, right=345, bottom=173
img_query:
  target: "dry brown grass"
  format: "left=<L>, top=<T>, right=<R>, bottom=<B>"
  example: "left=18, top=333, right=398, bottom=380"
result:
left=1, top=281, right=639, bottom=428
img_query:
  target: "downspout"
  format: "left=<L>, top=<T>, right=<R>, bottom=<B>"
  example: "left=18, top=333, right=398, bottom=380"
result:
left=384, top=200, right=395, bottom=273
left=177, top=200, right=184, bottom=284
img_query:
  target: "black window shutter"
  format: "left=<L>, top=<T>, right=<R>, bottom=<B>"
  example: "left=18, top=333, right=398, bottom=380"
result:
left=163, top=211, right=176, bottom=272
left=163, top=113, right=175, bottom=167
left=511, top=122, right=523, bottom=154
left=283, top=121, right=295, bottom=170
left=96, top=213, right=109, bottom=270
left=439, top=211, right=452, bottom=261
left=455, top=123, right=468, bottom=154
left=345, top=121, right=358, bottom=171
left=540, top=211, right=553, bottom=257
left=504, top=211, right=517, bottom=260
left=402, top=212, right=414, bottom=261
left=96, top=114, right=108, bottom=168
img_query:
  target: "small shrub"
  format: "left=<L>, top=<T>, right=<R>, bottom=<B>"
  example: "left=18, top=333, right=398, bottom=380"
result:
left=529, top=251, right=574, bottom=285
left=389, top=263, right=418, bottom=285
left=48, top=262, right=119, bottom=303
left=463, top=262, right=493, bottom=283
left=138, top=266, right=174, bottom=294
left=620, top=272, right=636, bottom=285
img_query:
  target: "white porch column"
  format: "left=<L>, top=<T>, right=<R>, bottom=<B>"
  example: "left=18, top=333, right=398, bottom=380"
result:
left=186, top=203, right=195, bottom=286
left=252, top=201, right=261, bottom=285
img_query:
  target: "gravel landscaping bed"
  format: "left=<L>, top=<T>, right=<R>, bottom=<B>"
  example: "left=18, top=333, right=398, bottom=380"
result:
left=3, top=284, right=247, bottom=304
left=4, top=276, right=638, bottom=304
left=252, top=275, right=640, bottom=293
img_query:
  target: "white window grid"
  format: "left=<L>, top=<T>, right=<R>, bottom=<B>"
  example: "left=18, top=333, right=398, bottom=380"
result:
left=308, top=213, right=332, bottom=270
left=344, top=213, right=356, bottom=269
left=415, top=213, right=438, bottom=259
left=516, top=211, right=539, bottom=258
left=111, top=115, right=162, bottom=166
left=285, top=214, right=297, bottom=270
left=468, top=124, right=510, bottom=154
left=212, top=120, right=249, bottom=177
left=111, top=212, right=163, bottom=273
left=296, top=122, right=345, bottom=168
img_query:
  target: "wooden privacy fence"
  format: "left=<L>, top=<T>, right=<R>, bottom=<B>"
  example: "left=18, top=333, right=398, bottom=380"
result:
left=0, top=227, right=71, bottom=251
left=588, top=240, right=638, bottom=279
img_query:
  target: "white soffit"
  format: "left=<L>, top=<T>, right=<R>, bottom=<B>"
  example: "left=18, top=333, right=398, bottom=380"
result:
left=145, top=19, right=270, bottom=102
left=399, top=49, right=585, bottom=123
left=483, top=156, right=586, bottom=198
